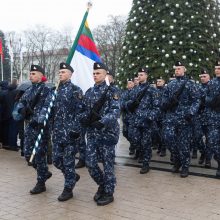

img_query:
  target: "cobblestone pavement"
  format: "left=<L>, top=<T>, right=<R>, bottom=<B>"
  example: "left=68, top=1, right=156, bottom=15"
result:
left=1, top=136, right=220, bottom=220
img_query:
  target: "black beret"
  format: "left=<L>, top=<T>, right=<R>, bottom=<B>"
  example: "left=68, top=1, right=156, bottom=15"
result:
left=127, top=78, right=133, bottom=82
left=30, top=64, right=45, bottom=74
left=60, top=62, right=74, bottom=73
left=175, top=61, right=184, bottom=67
left=107, top=69, right=115, bottom=77
left=200, top=68, right=208, bottom=74
left=215, top=59, right=220, bottom=67
left=93, top=62, right=107, bottom=71
left=138, top=67, right=148, bottom=73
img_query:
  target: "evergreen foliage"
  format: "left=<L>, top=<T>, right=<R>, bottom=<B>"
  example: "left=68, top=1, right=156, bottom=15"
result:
left=118, top=0, right=220, bottom=86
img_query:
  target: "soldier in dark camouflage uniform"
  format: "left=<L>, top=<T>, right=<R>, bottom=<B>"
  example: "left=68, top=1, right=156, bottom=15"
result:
left=161, top=61, right=200, bottom=178
left=19, top=65, right=52, bottom=194
left=80, top=62, right=120, bottom=206
left=205, top=60, right=220, bottom=177
left=39, top=63, right=83, bottom=201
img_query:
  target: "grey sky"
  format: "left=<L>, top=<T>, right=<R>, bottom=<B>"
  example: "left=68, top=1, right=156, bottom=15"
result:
left=0, top=0, right=132, bottom=33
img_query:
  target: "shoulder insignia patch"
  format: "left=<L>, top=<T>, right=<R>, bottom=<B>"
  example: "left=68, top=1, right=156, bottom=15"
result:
left=113, top=93, right=119, bottom=100
left=78, top=93, right=83, bottom=99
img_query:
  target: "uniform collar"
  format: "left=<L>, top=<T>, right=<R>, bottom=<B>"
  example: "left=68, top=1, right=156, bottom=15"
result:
left=176, top=76, right=186, bottom=81
left=94, top=81, right=107, bottom=89
left=139, top=82, right=149, bottom=87
left=32, top=82, right=43, bottom=87
left=60, top=79, right=71, bottom=86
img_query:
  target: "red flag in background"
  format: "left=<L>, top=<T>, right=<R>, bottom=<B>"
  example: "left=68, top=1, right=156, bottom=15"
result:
left=0, top=38, right=3, bottom=60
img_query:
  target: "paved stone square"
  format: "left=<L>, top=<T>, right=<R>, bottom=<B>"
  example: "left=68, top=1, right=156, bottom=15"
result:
left=1, top=137, right=220, bottom=220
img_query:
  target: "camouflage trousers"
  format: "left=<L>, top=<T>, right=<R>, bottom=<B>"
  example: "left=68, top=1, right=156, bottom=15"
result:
left=207, top=126, right=220, bottom=162
left=24, top=125, right=49, bottom=183
left=163, top=123, right=192, bottom=168
left=85, top=138, right=116, bottom=194
left=130, top=126, right=152, bottom=166
left=52, top=142, right=77, bottom=189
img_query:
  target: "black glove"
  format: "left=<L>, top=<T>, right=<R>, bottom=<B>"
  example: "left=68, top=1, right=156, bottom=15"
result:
left=80, top=117, right=91, bottom=127
left=91, top=121, right=104, bottom=130
left=29, top=120, right=38, bottom=128
left=69, top=131, right=80, bottom=140
left=127, top=100, right=139, bottom=113
left=18, top=107, right=26, bottom=117
left=90, top=110, right=101, bottom=123
left=146, top=118, right=153, bottom=125
left=184, top=113, right=193, bottom=122
left=38, top=122, right=45, bottom=130
left=25, top=104, right=33, bottom=116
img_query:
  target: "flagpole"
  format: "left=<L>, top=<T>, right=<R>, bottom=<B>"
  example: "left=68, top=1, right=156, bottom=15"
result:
left=20, top=54, right=23, bottom=82
left=10, top=58, right=13, bottom=83
left=1, top=54, right=3, bottom=81
left=66, top=2, right=92, bottom=64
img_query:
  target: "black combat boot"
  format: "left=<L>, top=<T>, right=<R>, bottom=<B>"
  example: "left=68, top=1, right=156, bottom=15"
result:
left=198, top=153, right=205, bottom=165
left=58, top=187, right=73, bottom=201
left=133, top=150, right=139, bottom=160
left=216, top=162, right=220, bottom=178
left=170, top=154, right=174, bottom=165
left=76, top=173, right=80, bottom=182
left=30, top=182, right=46, bottom=194
left=171, top=162, right=181, bottom=173
left=138, top=151, right=144, bottom=163
left=204, top=160, right=211, bottom=168
left=160, top=149, right=166, bottom=157
left=75, top=159, right=86, bottom=169
left=93, top=185, right=104, bottom=202
left=46, top=171, right=52, bottom=180
left=96, top=192, right=114, bottom=206
left=47, top=155, right=52, bottom=165
left=129, top=149, right=135, bottom=155
left=192, top=149, right=197, bottom=159
left=180, top=167, right=189, bottom=178
left=140, top=164, right=150, bottom=174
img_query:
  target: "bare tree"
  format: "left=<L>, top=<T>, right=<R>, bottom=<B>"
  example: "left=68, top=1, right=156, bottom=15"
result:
left=93, top=15, right=126, bottom=77
left=5, top=32, right=30, bottom=80
left=7, top=26, right=72, bottom=82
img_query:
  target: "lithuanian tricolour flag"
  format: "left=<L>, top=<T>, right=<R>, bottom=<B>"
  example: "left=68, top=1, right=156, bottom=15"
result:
left=67, top=6, right=101, bottom=93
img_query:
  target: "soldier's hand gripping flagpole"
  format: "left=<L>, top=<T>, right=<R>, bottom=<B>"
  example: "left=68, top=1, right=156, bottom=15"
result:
left=29, top=81, right=60, bottom=163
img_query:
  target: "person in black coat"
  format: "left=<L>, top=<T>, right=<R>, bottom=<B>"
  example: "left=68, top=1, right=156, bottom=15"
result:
left=0, top=81, right=9, bottom=148
left=4, top=83, right=19, bottom=150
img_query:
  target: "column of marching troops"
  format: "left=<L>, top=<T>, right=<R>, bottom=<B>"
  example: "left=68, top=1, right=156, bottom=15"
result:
left=14, top=58, right=220, bottom=206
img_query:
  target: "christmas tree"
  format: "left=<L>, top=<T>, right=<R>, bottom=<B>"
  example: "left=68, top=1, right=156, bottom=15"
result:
left=118, top=0, right=220, bottom=86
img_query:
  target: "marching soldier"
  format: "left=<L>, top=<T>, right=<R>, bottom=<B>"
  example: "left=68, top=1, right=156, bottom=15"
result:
left=18, top=64, right=52, bottom=194
left=39, top=63, right=82, bottom=201
left=121, top=79, right=135, bottom=155
left=155, top=77, right=166, bottom=157
left=80, top=62, right=120, bottom=206
left=125, top=68, right=160, bottom=174
left=205, top=60, right=220, bottom=177
left=161, top=61, right=200, bottom=177
left=193, top=69, right=211, bottom=166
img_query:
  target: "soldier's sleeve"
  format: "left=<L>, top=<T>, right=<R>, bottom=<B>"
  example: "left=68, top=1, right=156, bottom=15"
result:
left=124, top=87, right=136, bottom=111
left=120, top=90, right=128, bottom=111
left=145, top=87, right=160, bottom=121
left=188, top=82, right=201, bottom=116
left=18, top=87, right=31, bottom=105
left=205, top=80, right=215, bottom=107
left=32, top=86, right=52, bottom=123
left=72, top=87, right=85, bottom=132
left=100, top=89, right=120, bottom=127
left=78, top=88, right=91, bottom=121
left=160, top=85, right=170, bottom=110
left=38, top=89, right=54, bottom=124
